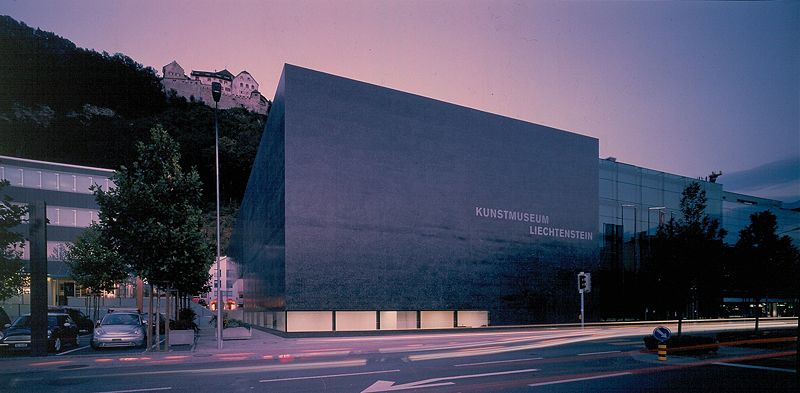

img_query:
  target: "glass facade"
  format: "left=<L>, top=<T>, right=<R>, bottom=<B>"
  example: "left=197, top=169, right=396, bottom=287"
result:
left=599, top=158, right=723, bottom=245
left=0, top=155, right=115, bottom=316
left=0, top=163, right=113, bottom=193
left=721, top=191, right=800, bottom=246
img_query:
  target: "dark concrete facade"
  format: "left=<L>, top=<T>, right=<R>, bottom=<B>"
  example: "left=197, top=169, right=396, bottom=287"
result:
left=231, top=65, right=599, bottom=325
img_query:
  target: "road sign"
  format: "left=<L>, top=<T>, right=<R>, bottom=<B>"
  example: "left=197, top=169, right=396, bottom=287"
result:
left=653, top=326, right=672, bottom=343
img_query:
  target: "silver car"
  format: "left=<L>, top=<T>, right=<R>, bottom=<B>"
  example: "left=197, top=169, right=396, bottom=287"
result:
left=91, top=312, right=146, bottom=349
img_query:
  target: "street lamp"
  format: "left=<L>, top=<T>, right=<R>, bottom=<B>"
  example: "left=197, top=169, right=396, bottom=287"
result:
left=211, top=82, right=223, bottom=350
left=621, top=204, right=638, bottom=273
left=647, top=206, right=667, bottom=237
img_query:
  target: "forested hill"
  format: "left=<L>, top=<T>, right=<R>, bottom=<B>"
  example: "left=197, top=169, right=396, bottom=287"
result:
left=0, top=15, right=165, bottom=117
left=0, top=15, right=265, bottom=206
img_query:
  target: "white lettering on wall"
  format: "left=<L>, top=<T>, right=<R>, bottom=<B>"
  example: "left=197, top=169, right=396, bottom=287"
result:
left=474, top=206, right=593, bottom=241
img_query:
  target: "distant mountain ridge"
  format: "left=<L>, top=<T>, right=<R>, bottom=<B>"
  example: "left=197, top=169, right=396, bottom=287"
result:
left=720, top=156, right=800, bottom=205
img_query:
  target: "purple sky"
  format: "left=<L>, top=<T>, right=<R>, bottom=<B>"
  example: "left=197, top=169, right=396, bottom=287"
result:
left=3, top=0, right=798, bottom=187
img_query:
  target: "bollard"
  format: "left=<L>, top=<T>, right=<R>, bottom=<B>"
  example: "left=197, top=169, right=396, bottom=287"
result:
left=658, top=344, right=667, bottom=361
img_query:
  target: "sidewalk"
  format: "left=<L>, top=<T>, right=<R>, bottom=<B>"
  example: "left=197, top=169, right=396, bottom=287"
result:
left=191, top=305, right=284, bottom=354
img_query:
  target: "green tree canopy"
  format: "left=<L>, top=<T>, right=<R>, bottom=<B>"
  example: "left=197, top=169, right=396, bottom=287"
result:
left=645, top=182, right=727, bottom=318
left=734, top=211, right=799, bottom=302
left=0, top=180, right=28, bottom=301
left=94, top=126, right=213, bottom=292
left=64, top=224, right=128, bottom=295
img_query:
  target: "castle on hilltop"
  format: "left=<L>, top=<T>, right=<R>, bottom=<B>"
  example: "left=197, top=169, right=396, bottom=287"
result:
left=161, top=61, right=270, bottom=115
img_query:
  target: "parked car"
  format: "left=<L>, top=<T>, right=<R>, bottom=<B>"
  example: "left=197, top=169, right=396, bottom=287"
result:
left=0, top=306, right=10, bottom=327
left=107, top=307, right=141, bottom=314
left=91, top=312, right=146, bottom=349
left=0, top=312, right=80, bottom=353
left=141, top=312, right=171, bottom=335
left=48, top=306, right=94, bottom=334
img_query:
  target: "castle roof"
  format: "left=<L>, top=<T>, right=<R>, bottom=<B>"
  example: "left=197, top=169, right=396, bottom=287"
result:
left=235, top=70, right=259, bottom=85
left=190, top=69, right=233, bottom=81
left=217, top=69, right=235, bottom=79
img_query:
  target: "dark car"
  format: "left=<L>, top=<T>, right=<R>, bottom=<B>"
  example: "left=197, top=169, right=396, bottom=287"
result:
left=0, top=306, right=10, bottom=327
left=141, top=312, right=170, bottom=335
left=48, top=306, right=94, bottom=334
left=0, top=313, right=80, bottom=353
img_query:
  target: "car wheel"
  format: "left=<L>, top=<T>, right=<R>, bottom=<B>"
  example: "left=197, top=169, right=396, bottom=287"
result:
left=52, top=338, right=62, bottom=353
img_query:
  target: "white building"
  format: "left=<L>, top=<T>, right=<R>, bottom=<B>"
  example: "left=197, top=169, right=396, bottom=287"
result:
left=206, top=256, right=243, bottom=311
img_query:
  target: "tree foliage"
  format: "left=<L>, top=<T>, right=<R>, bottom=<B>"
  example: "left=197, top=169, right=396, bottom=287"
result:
left=94, top=126, right=213, bottom=293
left=0, top=180, right=28, bottom=301
left=645, top=182, right=727, bottom=318
left=64, top=224, right=128, bottom=294
left=734, top=211, right=800, bottom=302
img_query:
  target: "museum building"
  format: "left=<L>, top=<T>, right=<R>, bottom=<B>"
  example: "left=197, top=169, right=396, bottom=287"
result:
left=229, top=65, right=799, bottom=332
left=230, top=64, right=598, bottom=332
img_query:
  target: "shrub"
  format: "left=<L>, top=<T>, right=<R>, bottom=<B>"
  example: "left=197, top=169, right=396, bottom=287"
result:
left=643, top=334, right=718, bottom=354
left=170, top=307, right=197, bottom=331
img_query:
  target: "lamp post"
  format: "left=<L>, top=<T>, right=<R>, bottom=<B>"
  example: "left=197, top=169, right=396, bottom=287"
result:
left=211, top=82, right=223, bottom=350
left=647, top=206, right=667, bottom=237
left=621, top=204, right=638, bottom=272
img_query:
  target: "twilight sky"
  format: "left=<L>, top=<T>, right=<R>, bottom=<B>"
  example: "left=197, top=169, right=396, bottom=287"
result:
left=3, top=0, right=799, bottom=195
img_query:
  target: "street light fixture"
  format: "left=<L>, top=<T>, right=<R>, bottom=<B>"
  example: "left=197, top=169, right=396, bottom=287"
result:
left=647, top=206, right=667, bottom=237
left=621, top=204, right=638, bottom=273
left=211, top=82, right=223, bottom=350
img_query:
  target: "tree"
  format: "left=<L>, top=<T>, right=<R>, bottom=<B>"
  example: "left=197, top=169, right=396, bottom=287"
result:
left=94, top=126, right=213, bottom=295
left=644, top=182, right=727, bottom=319
left=0, top=180, right=28, bottom=301
left=734, top=211, right=800, bottom=328
left=64, top=224, right=129, bottom=320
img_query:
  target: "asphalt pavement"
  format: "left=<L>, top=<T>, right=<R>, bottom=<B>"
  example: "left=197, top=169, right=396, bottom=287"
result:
left=0, top=315, right=796, bottom=392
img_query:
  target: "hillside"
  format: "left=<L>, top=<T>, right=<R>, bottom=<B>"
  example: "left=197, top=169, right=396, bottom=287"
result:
left=0, top=15, right=265, bottom=205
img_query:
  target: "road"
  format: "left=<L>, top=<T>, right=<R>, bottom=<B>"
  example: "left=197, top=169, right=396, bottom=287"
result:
left=0, top=318, right=796, bottom=392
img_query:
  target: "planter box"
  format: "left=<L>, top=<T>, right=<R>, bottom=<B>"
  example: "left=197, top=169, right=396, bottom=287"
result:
left=223, top=326, right=252, bottom=340
left=169, top=329, right=195, bottom=346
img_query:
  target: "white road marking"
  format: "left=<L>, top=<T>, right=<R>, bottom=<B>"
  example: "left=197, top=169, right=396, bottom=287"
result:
left=94, top=387, right=172, bottom=393
left=454, top=357, right=544, bottom=367
left=608, top=341, right=644, bottom=346
left=528, top=372, right=632, bottom=387
left=260, top=369, right=400, bottom=383
left=362, top=368, right=539, bottom=392
left=148, top=338, right=166, bottom=351
left=577, top=350, right=621, bottom=356
left=712, top=362, right=796, bottom=374
left=56, top=345, right=91, bottom=355
left=59, top=359, right=368, bottom=379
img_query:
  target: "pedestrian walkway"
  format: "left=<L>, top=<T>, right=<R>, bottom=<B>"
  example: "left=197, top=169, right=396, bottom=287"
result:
left=191, top=304, right=283, bottom=354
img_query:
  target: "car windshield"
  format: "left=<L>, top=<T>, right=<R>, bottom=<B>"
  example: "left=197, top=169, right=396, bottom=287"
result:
left=9, top=316, right=59, bottom=327
left=102, top=314, right=140, bottom=326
